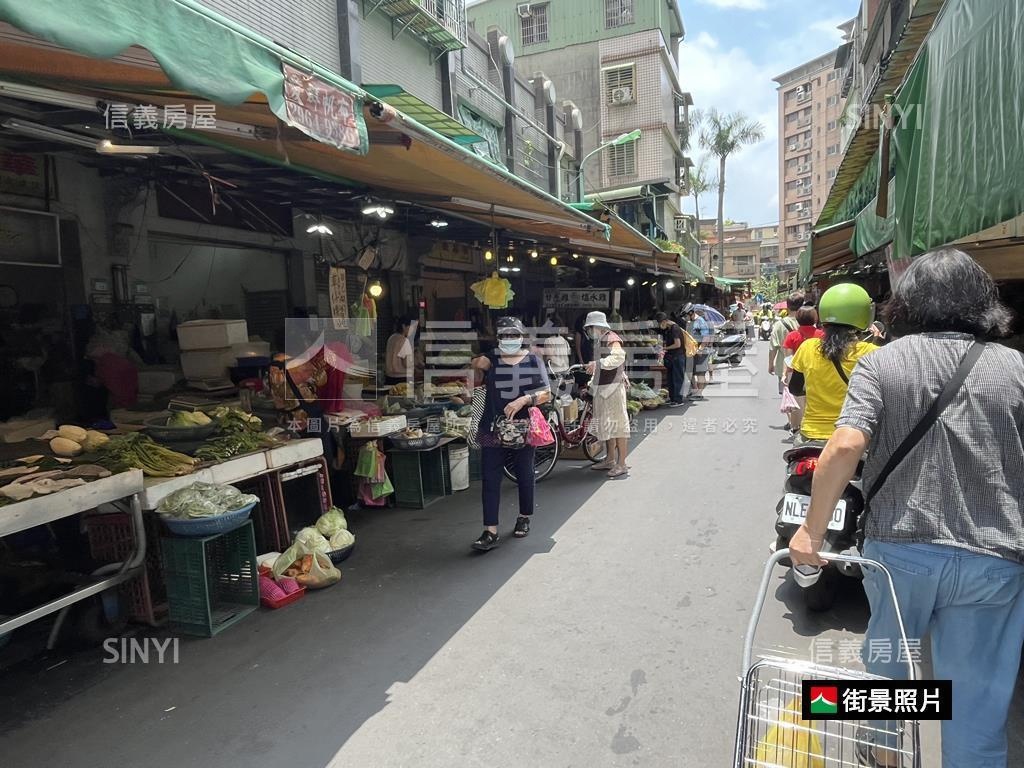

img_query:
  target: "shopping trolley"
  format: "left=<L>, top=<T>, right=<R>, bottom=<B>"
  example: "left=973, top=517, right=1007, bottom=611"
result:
left=733, top=549, right=922, bottom=767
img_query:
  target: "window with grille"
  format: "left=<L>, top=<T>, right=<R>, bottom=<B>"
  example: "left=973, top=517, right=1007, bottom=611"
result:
left=521, top=4, right=549, bottom=45
left=605, top=0, right=634, bottom=28
left=603, top=64, right=635, bottom=104
left=607, top=143, right=636, bottom=177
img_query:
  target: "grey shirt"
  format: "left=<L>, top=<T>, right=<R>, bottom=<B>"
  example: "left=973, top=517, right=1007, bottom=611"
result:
left=837, top=333, right=1024, bottom=562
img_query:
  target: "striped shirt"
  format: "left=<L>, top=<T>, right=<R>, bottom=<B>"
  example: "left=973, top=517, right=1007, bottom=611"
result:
left=837, top=333, right=1024, bottom=562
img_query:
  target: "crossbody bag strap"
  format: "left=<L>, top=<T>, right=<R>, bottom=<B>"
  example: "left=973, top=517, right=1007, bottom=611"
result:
left=866, top=340, right=985, bottom=504
left=831, top=358, right=850, bottom=385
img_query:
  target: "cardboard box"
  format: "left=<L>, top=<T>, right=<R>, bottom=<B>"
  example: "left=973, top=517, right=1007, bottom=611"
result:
left=560, top=399, right=579, bottom=425
left=177, top=319, right=249, bottom=351
left=180, top=347, right=236, bottom=380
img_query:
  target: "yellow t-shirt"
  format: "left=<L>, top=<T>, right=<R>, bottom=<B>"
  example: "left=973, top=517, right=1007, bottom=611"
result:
left=791, top=338, right=877, bottom=440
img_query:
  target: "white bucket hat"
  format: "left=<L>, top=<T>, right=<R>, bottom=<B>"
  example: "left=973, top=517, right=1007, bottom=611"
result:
left=583, top=310, right=610, bottom=330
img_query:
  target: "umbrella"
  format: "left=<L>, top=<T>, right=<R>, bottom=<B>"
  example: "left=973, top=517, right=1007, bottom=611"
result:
left=690, top=304, right=726, bottom=325
left=773, top=301, right=787, bottom=311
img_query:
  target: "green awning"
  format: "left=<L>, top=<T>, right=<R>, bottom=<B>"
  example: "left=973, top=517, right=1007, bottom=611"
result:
left=851, top=178, right=895, bottom=257
left=892, top=0, right=1024, bottom=259
left=713, top=277, right=752, bottom=287
left=363, top=84, right=485, bottom=146
left=0, top=0, right=368, bottom=152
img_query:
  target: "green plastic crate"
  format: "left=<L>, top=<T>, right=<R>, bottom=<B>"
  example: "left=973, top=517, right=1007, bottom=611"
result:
left=390, top=447, right=451, bottom=508
left=160, top=521, right=258, bottom=637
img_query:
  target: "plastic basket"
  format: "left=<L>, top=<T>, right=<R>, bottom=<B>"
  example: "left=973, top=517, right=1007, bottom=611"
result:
left=260, top=586, right=305, bottom=610
left=327, top=542, right=355, bottom=564
left=160, top=520, right=258, bottom=637
left=160, top=501, right=256, bottom=538
left=388, top=433, right=442, bottom=451
left=84, top=512, right=167, bottom=626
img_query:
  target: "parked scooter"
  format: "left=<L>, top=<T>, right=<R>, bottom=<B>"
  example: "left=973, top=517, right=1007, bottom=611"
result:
left=713, top=327, right=747, bottom=365
left=771, top=444, right=866, bottom=611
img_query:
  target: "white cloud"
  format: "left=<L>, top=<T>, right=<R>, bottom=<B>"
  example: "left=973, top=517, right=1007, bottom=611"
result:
left=698, top=0, right=767, bottom=9
left=678, top=33, right=781, bottom=225
left=808, top=17, right=852, bottom=45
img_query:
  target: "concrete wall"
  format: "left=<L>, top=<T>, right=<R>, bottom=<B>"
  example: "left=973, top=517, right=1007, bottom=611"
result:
left=357, top=8, right=444, bottom=109
left=196, top=0, right=342, bottom=74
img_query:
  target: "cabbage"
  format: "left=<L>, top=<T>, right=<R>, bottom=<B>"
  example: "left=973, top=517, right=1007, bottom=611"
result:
left=315, top=507, right=348, bottom=537
left=157, top=482, right=257, bottom=518
left=329, top=529, right=355, bottom=550
left=294, top=527, right=331, bottom=555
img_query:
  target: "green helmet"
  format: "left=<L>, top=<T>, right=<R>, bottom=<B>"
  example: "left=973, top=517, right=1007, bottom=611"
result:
left=818, top=283, right=874, bottom=330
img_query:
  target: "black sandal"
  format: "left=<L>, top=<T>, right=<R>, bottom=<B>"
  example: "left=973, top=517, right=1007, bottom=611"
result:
left=513, top=516, right=531, bottom=538
left=472, top=530, right=500, bottom=551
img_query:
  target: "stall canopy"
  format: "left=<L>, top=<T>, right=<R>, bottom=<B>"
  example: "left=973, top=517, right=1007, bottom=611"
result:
left=807, top=219, right=857, bottom=277
left=0, top=0, right=654, bottom=261
left=891, top=0, right=1024, bottom=260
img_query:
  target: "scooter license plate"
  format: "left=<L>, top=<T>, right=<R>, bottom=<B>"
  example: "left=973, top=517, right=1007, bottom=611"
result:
left=780, top=493, right=846, bottom=531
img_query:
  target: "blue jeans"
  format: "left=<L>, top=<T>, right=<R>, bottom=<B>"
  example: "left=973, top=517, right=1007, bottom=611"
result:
left=665, top=354, right=687, bottom=402
left=481, top=446, right=535, bottom=527
left=861, top=540, right=1024, bottom=767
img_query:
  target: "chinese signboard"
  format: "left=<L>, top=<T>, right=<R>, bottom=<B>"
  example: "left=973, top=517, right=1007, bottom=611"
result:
left=0, top=152, right=45, bottom=198
left=543, top=288, right=611, bottom=309
left=328, top=267, right=349, bottom=330
left=282, top=63, right=367, bottom=155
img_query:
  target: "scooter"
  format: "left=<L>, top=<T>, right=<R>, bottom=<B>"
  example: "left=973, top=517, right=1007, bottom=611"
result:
left=758, top=318, right=772, bottom=340
left=713, top=327, right=747, bottom=365
left=770, top=444, right=866, bottom=611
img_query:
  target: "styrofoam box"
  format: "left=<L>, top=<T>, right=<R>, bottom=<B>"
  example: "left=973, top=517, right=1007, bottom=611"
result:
left=180, top=347, right=236, bottom=380
left=177, top=320, right=249, bottom=351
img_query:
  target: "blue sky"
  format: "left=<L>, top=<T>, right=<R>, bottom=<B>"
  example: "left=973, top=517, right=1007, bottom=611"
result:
left=678, top=0, right=860, bottom=226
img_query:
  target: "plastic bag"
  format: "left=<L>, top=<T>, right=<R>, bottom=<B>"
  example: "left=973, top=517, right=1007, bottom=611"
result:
left=354, top=441, right=378, bottom=478
left=157, top=482, right=258, bottom=519
left=315, top=507, right=348, bottom=537
left=295, top=527, right=331, bottom=555
left=280, top=551, right=340, bottom=589
left=753, top=697, right=825, bottom=768
left=359, top=478, right=388, bottom=506
left=329, top=528, right=355, bottom=550
left=780, top=387, right=800, bottom=414
left=526, top=406, right=554, bottom=447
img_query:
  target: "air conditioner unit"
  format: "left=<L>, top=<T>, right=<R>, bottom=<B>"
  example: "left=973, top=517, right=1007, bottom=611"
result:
left=516, top=3, right=533, bottom=18
left=795, top=179, right=803, bottom=187
left=794, top=203, right=804, bottom=211
left=610, top=87, right=634, bottom=105
left=788, top=144, right=798, bottom=152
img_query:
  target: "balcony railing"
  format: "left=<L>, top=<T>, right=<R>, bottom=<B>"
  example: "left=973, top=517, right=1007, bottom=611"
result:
left=364, top=0, right=467, bottom=54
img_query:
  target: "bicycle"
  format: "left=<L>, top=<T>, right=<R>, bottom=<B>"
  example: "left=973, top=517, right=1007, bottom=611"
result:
left=503, top=364, right=607, bottom=484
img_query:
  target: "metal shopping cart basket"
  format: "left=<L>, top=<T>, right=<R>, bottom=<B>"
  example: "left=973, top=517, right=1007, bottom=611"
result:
left=733, top=550, right=921, bottom=767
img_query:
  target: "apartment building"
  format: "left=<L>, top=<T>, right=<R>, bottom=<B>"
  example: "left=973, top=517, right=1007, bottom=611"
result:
left=698, top=219, right=777, bottom=280
left=193, top=1, right=579, bottom=198
left=773, top=32, right=851, bottom=265
left=467, top=0, right=693, bottom=242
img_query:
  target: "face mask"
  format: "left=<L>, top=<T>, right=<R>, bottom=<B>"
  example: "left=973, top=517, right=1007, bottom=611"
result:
left=498, top=338, right=523, bottom=354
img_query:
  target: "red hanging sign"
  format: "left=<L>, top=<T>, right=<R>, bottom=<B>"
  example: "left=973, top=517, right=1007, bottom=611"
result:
left=282, top=63, right=367, bottom=155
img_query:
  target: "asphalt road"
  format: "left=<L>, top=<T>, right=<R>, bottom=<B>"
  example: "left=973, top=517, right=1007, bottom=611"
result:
left=1, top=340, right=1022, bottom=766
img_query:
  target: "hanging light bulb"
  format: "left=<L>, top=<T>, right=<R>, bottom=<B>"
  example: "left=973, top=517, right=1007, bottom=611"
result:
left=550, top=256, right=558, bottom=266
left=665, top=281, right=676, bottom=291
left=572, top=253, right=579, bottom=260
left=368, top=281, right=383, bottom=298
left=484, top=250, right=493, bottom=261
left=507, top=253, right=514, bottom=263
left=588, top=256, right=596, bottom=264
left=530, top=250, right=538, bottom=259
left=627, top=277, right=636, bottom=286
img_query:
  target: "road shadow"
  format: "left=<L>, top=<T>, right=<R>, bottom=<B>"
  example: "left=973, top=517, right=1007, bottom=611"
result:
left=0, top=422, right=669, bottom=768
left=774, top=569, right=870, bottom=638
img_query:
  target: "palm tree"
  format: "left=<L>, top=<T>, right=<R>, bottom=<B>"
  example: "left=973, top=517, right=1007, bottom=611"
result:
left=686, top=156, right=714, bottom=271
left=699, top=109, right=766, bottom=276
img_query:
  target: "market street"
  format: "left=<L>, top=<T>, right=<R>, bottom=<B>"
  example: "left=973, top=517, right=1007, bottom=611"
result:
left=2, top=343, right=1018, bottom=766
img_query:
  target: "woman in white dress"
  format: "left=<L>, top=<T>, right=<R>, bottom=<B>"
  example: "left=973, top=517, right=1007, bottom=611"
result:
left=584, top=311, right=630, bottom=479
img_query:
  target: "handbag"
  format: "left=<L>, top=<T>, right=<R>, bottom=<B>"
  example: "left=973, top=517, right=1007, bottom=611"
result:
left=683, top=331, right=699, bottom=358
left=526, top=406, right=554, bottom=447
left=856, top=340, right=985, bottom=546
left=493, top=415, right=528, bottom=448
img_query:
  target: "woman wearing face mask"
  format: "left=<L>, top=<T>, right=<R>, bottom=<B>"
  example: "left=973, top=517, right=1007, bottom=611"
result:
left=470, top=317, right=553, bottom=551
left=584, top=311, right=631, bottom=478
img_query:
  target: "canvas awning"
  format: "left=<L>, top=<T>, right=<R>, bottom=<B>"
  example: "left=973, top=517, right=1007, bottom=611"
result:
left=362, top=84, right=485, bottom=147
left=0, top=0, right=653, bottom=260
left=807, top=219, right=857, bottom=278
